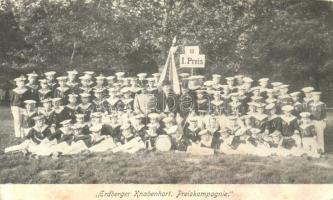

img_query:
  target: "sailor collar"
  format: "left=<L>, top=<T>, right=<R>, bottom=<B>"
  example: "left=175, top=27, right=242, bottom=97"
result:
left=60, top=127, right=73, bottom=135
left=254, top=113, right=268, bottom=121
left=110, top=123, right=120, bottom=128
left=303, top=97, right=312, bottom=102
left=281, top=115, right=297, bottom=124
left=26, top=110, right=38, bottom=117
left=26, top=83, right=38, bottom=89
left=107, top=98, right=120, bottom=106
left=79, top=103, right=92, bottom=110
left=230, top=102, right=242, bottom=107
left=80, top=86, right=92, bottom=92
left=134, top=124, right=145, bottom=131
left=56, top=87, right=70, bottom=92
left=208, top=128, right=220, bottom=134
left=42, top=108, right=54, bottom=116
left=39, top=88, right=51, bottom=94
left=279, top=94, right=291, bottom=99
left=146, top=129, right=158, bottom=137
left=268, top=114, right=279, bottom=121
left=33, top=125, right=49, bottom=133
left=66, top=104, right=78, bottom=110
left=123, top=98, right=134, bottom=104
left=13, top=87, right=28, bottom=94
left=211, top=100, right=224, bottom=106
left=197, top=99, right=208, bottom=104
left=93, top=99, right=105, bottom=104
left=54, top=106, right=65, bottom=113
left=188, top=125, right=200, bottom=132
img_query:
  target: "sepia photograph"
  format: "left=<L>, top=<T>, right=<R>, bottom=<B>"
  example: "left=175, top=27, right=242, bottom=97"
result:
left=0, top=0, right=333, bottom=186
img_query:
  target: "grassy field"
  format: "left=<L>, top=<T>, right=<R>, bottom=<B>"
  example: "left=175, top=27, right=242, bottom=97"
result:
left=1, top=105, right=333, bottom=184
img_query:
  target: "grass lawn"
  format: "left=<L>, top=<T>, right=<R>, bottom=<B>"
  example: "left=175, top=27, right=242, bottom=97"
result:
left=1, top=105, right=333, bottom=184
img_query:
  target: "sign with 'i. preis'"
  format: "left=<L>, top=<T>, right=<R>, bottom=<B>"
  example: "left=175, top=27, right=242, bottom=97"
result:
left=180, top=46, right=205, bottom=68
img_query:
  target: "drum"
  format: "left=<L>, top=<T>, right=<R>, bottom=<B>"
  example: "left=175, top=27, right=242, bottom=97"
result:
left=155, top=135, right=172, bottom=152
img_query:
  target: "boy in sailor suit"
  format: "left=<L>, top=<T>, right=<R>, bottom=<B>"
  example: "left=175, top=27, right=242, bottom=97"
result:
left=162, top=116, right=185, bottom=151
left=210, top=91, right=224, bottom=116
left=242, top=77, right=253, bottom=93
left=73, top=113, right=90, bottom=135
left=237, top=85, right=250, bottom=112
left=66, top=70, right=79, bottom=94
left=22, top=100, right=38, bottom=136
left=252, top=103, right=268, bottom=133
left=212, top=74, right=223, bottom=91
left=144, top=123, right=160, bottom=150
left=11, top=76, right=30, bottom=138
left=290, top=91, right=302, bottom=117
left=78, top=93, right=95, bottom=122
left=37, top=79, right=52, bottom=104
left=112, top=123, right=145, bottom=154
left=234, top=75, right=244, bottom=87
left=54, top=76, right=70, bottom=105
left=263, top=103, right=282, bottom=148
left=277, top=85, right=293, bottom=113
left=131, top=114, right=147, bottom=141
left=301, top=87, right=314, bottom=112
left=93, top=74, right=107, bottom=98
left=225, top=77, right=236, bottom=92
left=106, top=76, right=115, bottom=91
left=271, top=82, right=282, bottom=98
left=52, top=97, right=71, bottom=129
left=64, top=94, right=79, bottom=122
left=137, top=73, right=148, bottom=88
left=92, top=88, right=107, bottom=113
left=146, top=77, right=158, bottom=95
left=39, top=98, right=55, bottom=127
left=299, top=112, right=318, bottom=156
left=228, top=93, right=245, bottom=116
left=44, top=71, right=57, bottom=94
left=129, top=77, right=141, bottom=96
left=258, top=78, right=269, bottom=99
left=25, top=71, right=39, bottom=102
left=183, top=117, right=201, bottom=145
left=5, top=115, right=51, bottom=154
left=78, top=75, right=93, bottom=95
left=265, top=89, right=277, bottom=105
left=121, top=87, right=134, bottom=112
left=195, top=90, right=209, bottom=116
left=219, top=115, right=243, bottom=152
left=279, top=105, right=301, bottom=150
left=309, top=91, right=326, bottom=153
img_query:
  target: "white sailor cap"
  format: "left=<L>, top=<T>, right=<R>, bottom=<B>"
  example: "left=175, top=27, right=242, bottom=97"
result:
left=251, top=86, right=260, bottom=91
left=279, top=84, right=289, bottom=89
left=14, top=76, right=26, bottom=82
left=302, top=87, right=315, bottom=93
left=300, top=112, right=311, bottom=118
left=213, top=91, right=222, bottom=96
left=67, top=70, right=78, bottom=75
left=60, top=119, right=72, bottom=126
left=290, top=91, right=301, bottom=97
left=72, top=124, right=84, bottom=130
left=44, top=71, right=56, bottom=76
left=83, top=71, right=95, bottom=76
left=93, top=88, right=104, bottom=94
left=234, top=75, right=244, bottom=79
left=106, top=76, right=115, bottom=81
left=188, top=116, right=198, bottom=122
left=120, top=87, right=131, bottom=94
left=266, top=88, right=274, bottom=93
left=271, top=82, right=282, bottom=87
left=137, top=73, right=147, bottom=79
left=282, top=105, right=294, bottom=112
left=24, top=100, right=36, bottom=105
left=52, top=97, right=62, bottom=102
left=255, top=102, right=266, bottom=108
left=162, top=116, right=174, bottom=123
left=148, top=113, right=160, bottom=120
left=152, top=73, right=160, bottom=78
left=243, top=77, right=253, bottom=83
left=115, top=72, right=125, bottom=77
left=27, top=71, right=38, bottom=78
left=39, top=79, right=48, bottom=84
left=251, top=96, right=263, bottom=101
left=68, top=94, right=78, bottom=99
left=258, top=78, right=269, bottom=82
left=95, top=74, right=105, bottom=80
left=80, top=93, right=91, bottom=98
left=204, top=81, right=213, bottom=87
left=56, top=76, right=68, bottom=81
left=41, top=98, right=52, bottom=104
left=79, top=75, right=90, bottom=80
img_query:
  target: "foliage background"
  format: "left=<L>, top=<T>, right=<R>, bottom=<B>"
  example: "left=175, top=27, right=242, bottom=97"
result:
left=0, top=0, right=333, bottom=105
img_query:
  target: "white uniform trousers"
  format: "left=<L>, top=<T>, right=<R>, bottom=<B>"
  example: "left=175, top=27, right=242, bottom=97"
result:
left=313, top=120, right=326, bottom=153
left=11, top=106, right=24, bottom=138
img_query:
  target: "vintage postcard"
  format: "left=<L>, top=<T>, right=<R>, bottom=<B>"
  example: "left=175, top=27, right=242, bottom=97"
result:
left=0, top=0, right=333, bottom=199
